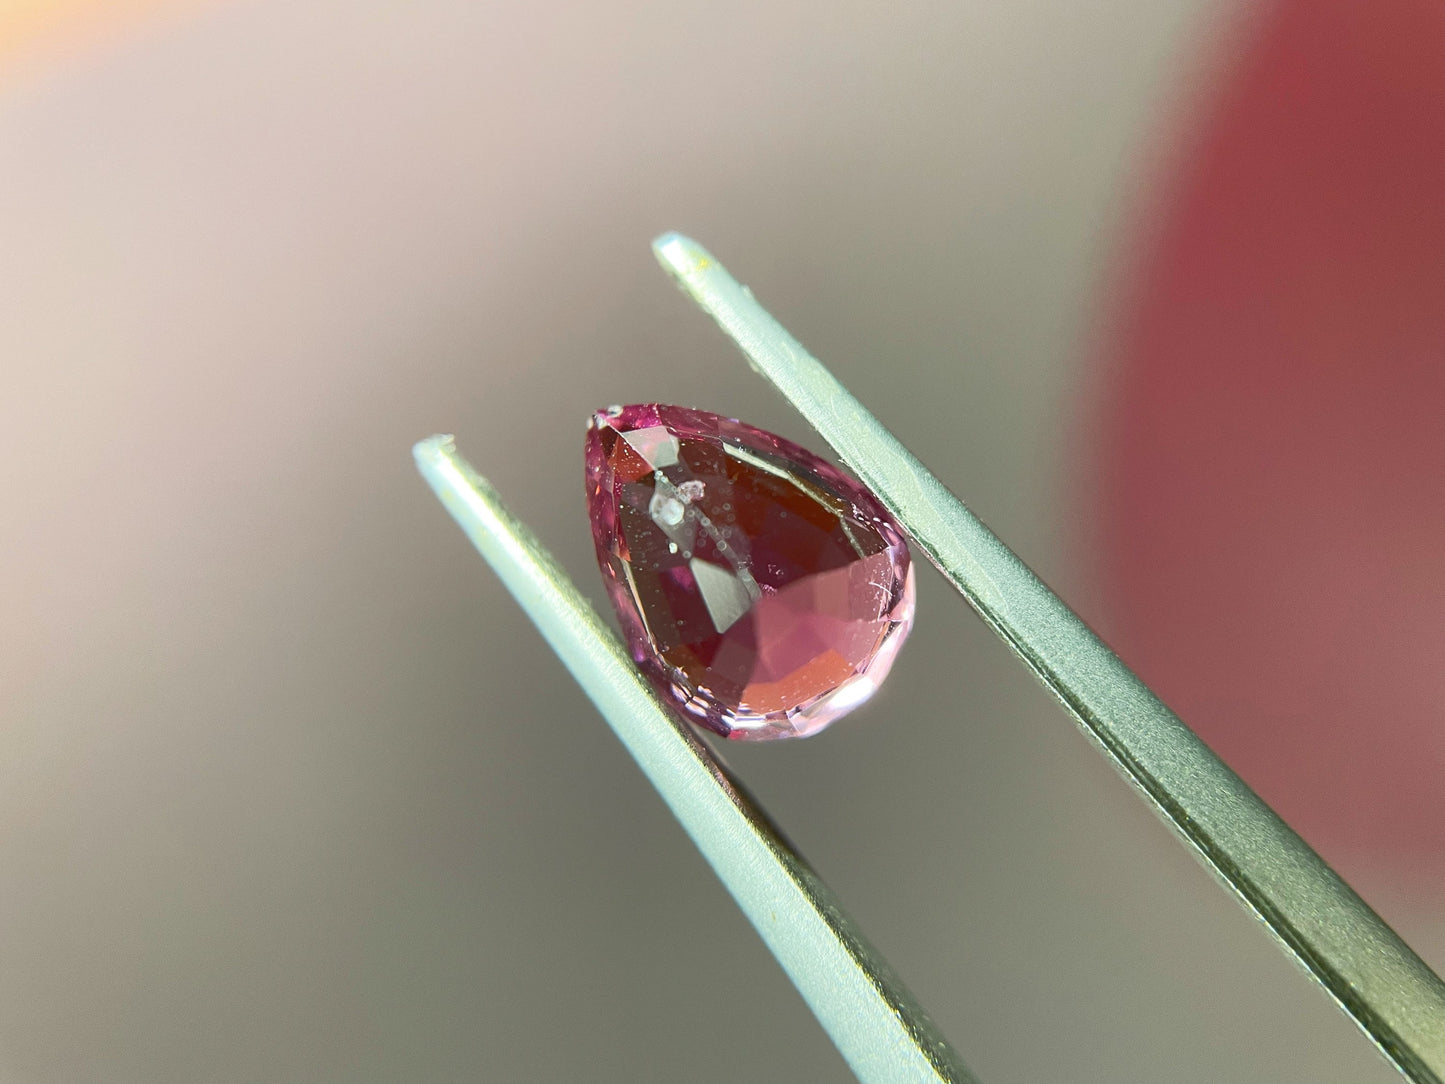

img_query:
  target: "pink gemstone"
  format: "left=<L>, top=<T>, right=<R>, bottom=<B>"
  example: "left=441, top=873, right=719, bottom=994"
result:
left=585, top=404, right=915, bottom=740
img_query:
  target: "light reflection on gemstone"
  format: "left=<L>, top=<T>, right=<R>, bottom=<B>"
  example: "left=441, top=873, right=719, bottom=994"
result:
left=585, top=403, right=915, bottom=740
left=689, top=557, right=755, bottom=633
left=623, top=425, right=680, bottom=468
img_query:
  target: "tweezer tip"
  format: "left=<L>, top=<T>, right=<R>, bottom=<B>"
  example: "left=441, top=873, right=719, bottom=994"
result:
left=413, top=433, right=458, bottom=471
left=413, top=433, right=456, bottom=458
left=652, top=232, right=715, bottom=281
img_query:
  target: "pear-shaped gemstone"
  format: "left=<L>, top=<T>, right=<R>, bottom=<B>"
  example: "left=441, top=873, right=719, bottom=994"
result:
left=585, top=404, right=914, bottom=740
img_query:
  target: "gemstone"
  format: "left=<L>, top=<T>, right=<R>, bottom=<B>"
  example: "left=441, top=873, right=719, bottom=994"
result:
left=585, top=404, right=915, bottom=740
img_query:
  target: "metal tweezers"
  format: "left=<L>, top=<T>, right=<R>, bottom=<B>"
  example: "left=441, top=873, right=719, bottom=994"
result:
left=414, top=234, right=1445, bottom=1084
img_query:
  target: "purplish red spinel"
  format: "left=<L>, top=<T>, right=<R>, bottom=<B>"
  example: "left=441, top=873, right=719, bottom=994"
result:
left=584, top=404, right=915, bottom=740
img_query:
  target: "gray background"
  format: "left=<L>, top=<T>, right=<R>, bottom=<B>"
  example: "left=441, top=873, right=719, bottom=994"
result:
left=1, top=1, right=1437, bottom=1081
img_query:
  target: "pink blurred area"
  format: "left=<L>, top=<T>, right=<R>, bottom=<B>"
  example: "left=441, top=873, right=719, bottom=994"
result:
left=1097, top=0, right=1445, bottom=868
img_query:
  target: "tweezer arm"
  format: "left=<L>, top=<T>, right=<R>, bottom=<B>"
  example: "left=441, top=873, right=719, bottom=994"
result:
left=414, top=437, right=977, bottom=1084
left=654, top=234, right=1445, bottom=1083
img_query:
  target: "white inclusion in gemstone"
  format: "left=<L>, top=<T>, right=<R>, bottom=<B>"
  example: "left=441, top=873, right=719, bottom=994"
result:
left=677, top=479, right=705, bottom=502
left=649, top=492, right=685, bottom=528
left=689, top=558, right=756, bottom=633
left=623, top=425, right=680, bottom=468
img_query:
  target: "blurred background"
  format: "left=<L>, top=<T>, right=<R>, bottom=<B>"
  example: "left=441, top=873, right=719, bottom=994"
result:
left=2, top=1, right=1442, bottom=1080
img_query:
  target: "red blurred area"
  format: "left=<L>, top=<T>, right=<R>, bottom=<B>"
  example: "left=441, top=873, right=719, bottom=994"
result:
left=1098, top=0, right=1445, bottom=862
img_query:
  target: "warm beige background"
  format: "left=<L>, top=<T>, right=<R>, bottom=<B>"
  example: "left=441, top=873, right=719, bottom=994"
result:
left=0, top=2, right=1432, bottom=1081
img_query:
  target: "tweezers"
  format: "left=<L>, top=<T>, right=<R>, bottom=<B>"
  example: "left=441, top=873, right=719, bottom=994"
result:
left=413, top=233, right=1445, bottom=1084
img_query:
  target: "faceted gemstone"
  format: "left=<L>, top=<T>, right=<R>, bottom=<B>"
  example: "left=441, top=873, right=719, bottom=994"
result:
left=585, top=404, right=915, bottom=740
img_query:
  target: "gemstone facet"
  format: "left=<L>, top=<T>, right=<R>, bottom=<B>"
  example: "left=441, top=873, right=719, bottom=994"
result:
left=585, top=404, right=915, bottom=740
